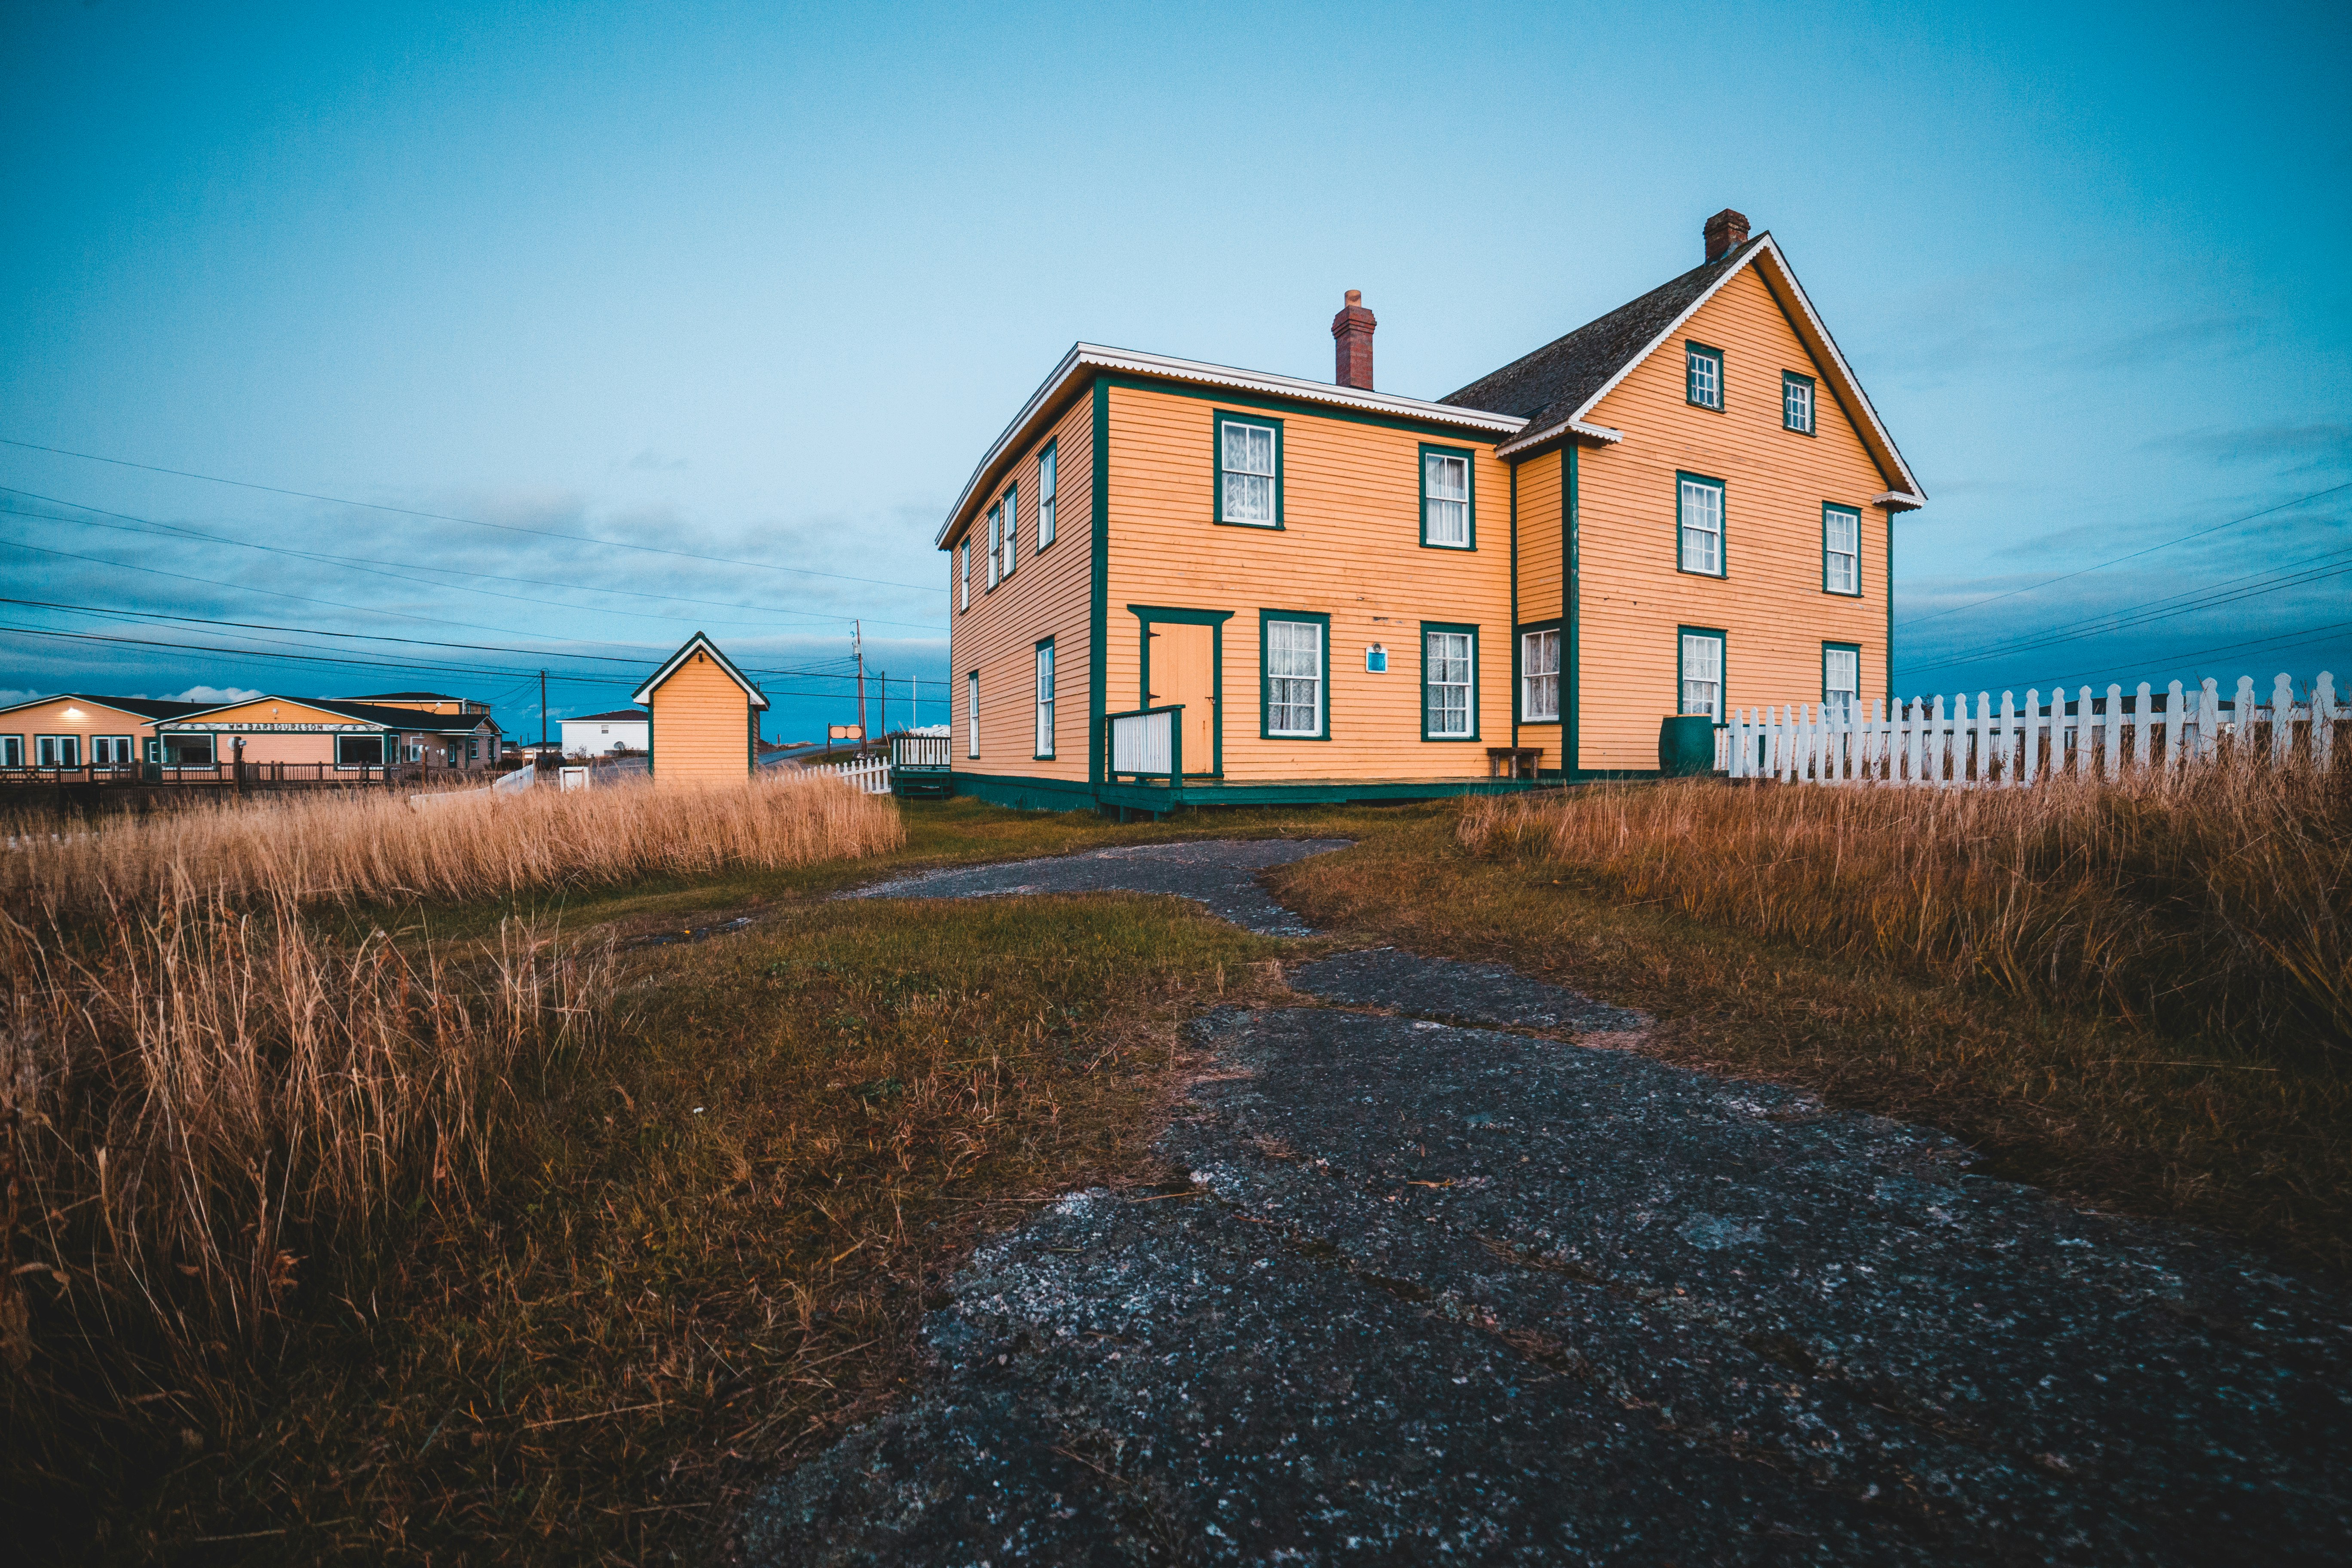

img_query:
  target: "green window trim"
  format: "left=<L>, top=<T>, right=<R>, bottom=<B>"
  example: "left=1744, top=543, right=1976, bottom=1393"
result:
left=1130, top=605, right=1232, bottom=774
left=1213, top=409, right=1284, bottom=528
left=1821, top=502, right=1863, bottom=597
left=1258, top=608, right=1330, bottom=741
left=1675, top=470, right=1727, bottom=579
left=1513, top=619, right=1563, bottom=726
left=1036, top=439, right=1058, bottom=551
left=1418, top=442, right=1476, bottom=550
left=1822, top=641, right=1862, bottom=720
left=1782, top=371, right=1817, bottom=435
left=1685, top=341, right=1724, bottom=412
left=1033, top=637, right=1056, bottom=760
left=1420, top=621, right=1480, bottom=742
left=1676, top=625, right=1728, bottom=724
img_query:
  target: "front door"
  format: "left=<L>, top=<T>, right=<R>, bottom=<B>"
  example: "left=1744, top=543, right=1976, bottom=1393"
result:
left=1150, top=622, right=1216, bottom=775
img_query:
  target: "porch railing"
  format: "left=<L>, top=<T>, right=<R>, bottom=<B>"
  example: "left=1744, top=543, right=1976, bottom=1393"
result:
left=1106, top=705, right=1184, bottom=794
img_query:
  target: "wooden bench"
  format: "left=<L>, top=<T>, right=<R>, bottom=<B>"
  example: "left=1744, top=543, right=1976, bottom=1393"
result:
left=1485, top=746, right=1541, bottom=780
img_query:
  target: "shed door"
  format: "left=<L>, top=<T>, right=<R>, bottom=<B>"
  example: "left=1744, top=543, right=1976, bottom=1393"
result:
left=1151, top=623, right=1216, bottom=774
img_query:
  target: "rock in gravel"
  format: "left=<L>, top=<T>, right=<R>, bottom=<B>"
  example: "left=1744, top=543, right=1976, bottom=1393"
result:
left=1289, top=947, right=1647, bottom=1034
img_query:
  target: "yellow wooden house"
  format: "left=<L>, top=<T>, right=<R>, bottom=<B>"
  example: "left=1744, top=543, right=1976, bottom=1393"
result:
left=0, top=693, right=204, bottom=770
left=154, top=696, right=500, bottom=769
left=940, top=208, right=1924, bottom=813
left=631, top=632, right=769, bottom=781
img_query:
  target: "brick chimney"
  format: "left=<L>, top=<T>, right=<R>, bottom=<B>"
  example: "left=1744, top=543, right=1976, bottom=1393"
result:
left=1331, top=289, right=1376, bottom=390
left=1704, top=208, right=1750, bottom=263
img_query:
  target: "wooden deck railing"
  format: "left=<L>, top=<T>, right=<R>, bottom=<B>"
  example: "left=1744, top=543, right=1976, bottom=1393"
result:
left=1106, top=705, right=1184, bottom=796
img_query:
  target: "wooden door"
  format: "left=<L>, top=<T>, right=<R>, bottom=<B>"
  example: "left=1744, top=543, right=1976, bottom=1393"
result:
left=1150, top=622, right=1216, bottom=774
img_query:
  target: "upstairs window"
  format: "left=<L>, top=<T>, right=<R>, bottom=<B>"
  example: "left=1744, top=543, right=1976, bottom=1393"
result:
left=1421, top=447, right=1472, bottom=548
left=1677, top=473, right=1725, bottom=576
left=1520, top=628, right=1559, bottom=722
left=1216, top=412, right=1281, bottom=526
left=1783, top=372, right=1816, bottom=434
left=1824, top=644, right=1860, bottom=722
left=1679, top=630, right=1725, bottom=722
left=985, top=505, right=1001, bottom=589
left=1423, top=626, right=1477, bottom=739
left=1686, top=343, right=1723, bottom=410
left=1037, top=441, right=1057, bottom=549
left=998, top=484, right=1018, bottom=579
left=958, top=537, right=970, bottom=610
left=1823, top=504, right=1861, bottom=595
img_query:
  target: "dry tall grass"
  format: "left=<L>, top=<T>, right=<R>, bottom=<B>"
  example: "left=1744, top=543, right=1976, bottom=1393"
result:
left=1, top=769, right=904, bottom=917
left=1461, top=765, right=2351, bottom=1055
left=0, top=879, right=612, bottom=1486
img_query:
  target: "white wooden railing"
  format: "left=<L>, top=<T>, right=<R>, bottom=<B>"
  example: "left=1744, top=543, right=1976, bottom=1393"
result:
left=1721, top=671, right=2340, bottom=787
left=808, top=754, right=892, bottom=794
left=1109, top=707, right=1177, bottom=778
left=893, top=733, right=952, bottom=769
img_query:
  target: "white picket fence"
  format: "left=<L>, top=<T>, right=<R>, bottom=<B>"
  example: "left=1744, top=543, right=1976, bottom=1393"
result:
left=1722, top=671, right=2342, bottom=787
left=806, top=753, right=892, bottom=794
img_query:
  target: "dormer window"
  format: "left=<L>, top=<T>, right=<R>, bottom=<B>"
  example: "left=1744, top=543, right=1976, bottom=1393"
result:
left=1686, top=343, right=1723, bottom=410
left=1783, top=372, right=1816, bottom=434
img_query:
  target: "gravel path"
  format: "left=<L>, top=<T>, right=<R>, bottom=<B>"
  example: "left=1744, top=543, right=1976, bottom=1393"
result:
left=748, top=842, right=2352, bottom=1565
left=839, top=837, right=1354, bottom=935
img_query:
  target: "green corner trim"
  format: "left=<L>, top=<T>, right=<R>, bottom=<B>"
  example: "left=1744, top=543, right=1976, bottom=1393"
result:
left=1089, top=377, right=1109, bottom=786
left=1507, top=461, right=1519, bottom=748
left=1565, top=445, right=1580, bottom=775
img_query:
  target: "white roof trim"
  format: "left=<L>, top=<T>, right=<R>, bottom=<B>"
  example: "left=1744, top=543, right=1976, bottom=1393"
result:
left=936, top=344, right=1528, bottom=548
left=1493, top=236, right=1924, bottom=505
left=631, top=633, right=771, bottom=709
left=1873, top=490, right=1926, bottom=512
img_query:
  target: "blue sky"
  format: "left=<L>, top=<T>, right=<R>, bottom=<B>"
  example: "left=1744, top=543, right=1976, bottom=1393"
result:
left=3, top=0, right=2346, bottom=741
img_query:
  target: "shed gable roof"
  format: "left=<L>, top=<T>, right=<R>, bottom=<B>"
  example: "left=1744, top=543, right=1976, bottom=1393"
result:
left=631, top=633, right=770, bottom=709
left=159, top=695, right=497, bottom=730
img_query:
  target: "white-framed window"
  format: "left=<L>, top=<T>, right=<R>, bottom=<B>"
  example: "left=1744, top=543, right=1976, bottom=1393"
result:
left=1678, top=474, right=1724, bottom=576
left=959, top=537, right=970, bottom=611
left=1424, top=628, right=1475, bottom=738
left=1824, top=645, right=1860, bottom=722
left=966, top=671, right=980, bottom=759
left=1038, top=442, right=1057, bottom=549
left=1218, top=415, right=1278, bottom=525
left=1423, top=449, right=1470, bottom=547
left=1784, top=373, right=1815, bottom=434
left=91, top=735, right=135, bottom=765
left=1034, top=641, right=1054, bottom=759
left=36, top=735, right=78, bottom=768
left=1686, top=343, right=1723, bottom=410
left=1679, top=631, right=1724, bottom=721
left=986, top=505, right=1001, bottom=589
left=1520, top=628, right=1559, bottom=722
left=1823, top=504, right=1861, bottom=595
left=998, top=484, right=1017, bottom=579
left=1264, top=618, right=1323, bottom=737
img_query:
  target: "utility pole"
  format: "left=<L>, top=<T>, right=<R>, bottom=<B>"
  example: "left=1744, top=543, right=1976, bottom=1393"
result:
left=539, top=669, right=548, bottom=750
left=853, top=621, right=866, bottom=745
left=877, top=671, right=887, bottom=740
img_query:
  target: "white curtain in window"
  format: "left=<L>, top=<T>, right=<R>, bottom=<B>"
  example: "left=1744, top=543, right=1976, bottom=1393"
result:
left=1678, top=478, right=1723, bottom=574
left=1824, top=506, right=1860, bottom=593
left=1520, top=628, right=1559, bottom=721
left=1824, top=646, right=1859, bottom=721
left=1425, top=453, right=1469, bottom=545
left=1266, top=620, right=1321, bottom=735
left=1223, top=422, right=1275, bottom=523
left=1680, top=633, right=1723, bottom=720
left=1426, top=631, right=1473, bottom=735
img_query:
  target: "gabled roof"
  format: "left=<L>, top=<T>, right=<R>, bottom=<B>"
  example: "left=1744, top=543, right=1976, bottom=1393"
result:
left=631, top=632, right=770, bottom=709
left=566, top=709, right=652, bottom=724
left=0, top=692, right=208, bottom=722
left=1442, top=233, right=1924, bottom=507
left=159, top=695, right=499, bottom=730
left=935, top=344, right=1529, bottom=549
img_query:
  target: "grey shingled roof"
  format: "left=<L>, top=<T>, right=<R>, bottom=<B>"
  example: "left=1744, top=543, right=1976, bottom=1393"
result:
left=1439, top=236, right=1767, bottom=439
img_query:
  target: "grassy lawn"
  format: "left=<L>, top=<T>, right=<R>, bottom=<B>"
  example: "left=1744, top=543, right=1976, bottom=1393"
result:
left=15, top=791, right=2345, bottom=1564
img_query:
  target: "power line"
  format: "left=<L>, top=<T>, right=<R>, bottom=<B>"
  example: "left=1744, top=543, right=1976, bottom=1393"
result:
left=1893, top=478, right=2352, bottom=631
left=0, top=435, right=946, bottom=595
left=0, top=487, right=946, bottom=635
left=1896, top=616, right=2352, bottom=696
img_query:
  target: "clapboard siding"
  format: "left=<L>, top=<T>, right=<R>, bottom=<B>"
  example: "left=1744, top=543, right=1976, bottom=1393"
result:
left=650, top=653, right=751, bottom=780
left=1512, top=449, right=1564, bottom=768
left=1571, top=263, right=1890, bottom=771
left=1104, top=384, right=1511, bottom=781
left=947, top=391, right=1094, bottom=779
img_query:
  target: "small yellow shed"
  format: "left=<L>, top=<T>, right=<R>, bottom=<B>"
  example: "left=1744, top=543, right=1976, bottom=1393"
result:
left=631, top=633, right=769, bottom=781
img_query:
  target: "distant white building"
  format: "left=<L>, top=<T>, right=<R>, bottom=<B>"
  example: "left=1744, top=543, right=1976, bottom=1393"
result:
left=561, top=707, right=650, bottom=756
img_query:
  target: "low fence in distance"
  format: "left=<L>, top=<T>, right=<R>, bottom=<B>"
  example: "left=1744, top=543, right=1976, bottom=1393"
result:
left=803, top=753, right=892, bottom=795
left=1721, top=672, right=2341, bottom=787
left=0, top=762, right=501, bottom=788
